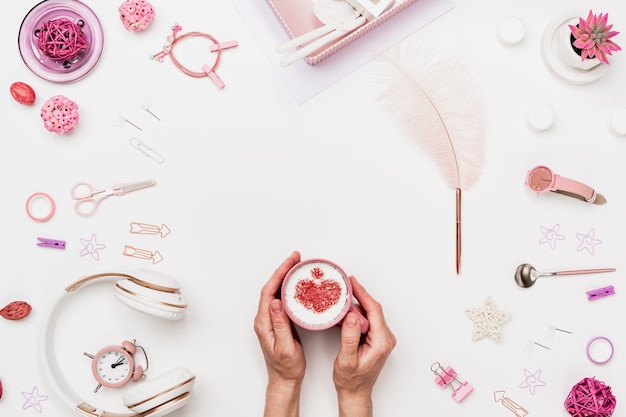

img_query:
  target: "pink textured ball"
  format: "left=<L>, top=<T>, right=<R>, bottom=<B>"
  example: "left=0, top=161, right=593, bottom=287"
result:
left=119, top=0, right=155, bottom=32
left=40, top=95, right=79, bottom=134
left=564, top=377, right=616, bottom=417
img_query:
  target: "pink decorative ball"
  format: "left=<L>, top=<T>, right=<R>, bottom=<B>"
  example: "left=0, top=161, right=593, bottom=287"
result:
left=564, top=377, right=617, bottom=417
left=37, top=18, right=87, bottom=60
left=119, top=0, right=155, bottom=32
left=40, top=95, right=79, bottom=134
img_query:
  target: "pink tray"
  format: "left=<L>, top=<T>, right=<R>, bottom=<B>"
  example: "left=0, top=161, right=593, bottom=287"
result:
left=266, top=0, right=418, bottom=65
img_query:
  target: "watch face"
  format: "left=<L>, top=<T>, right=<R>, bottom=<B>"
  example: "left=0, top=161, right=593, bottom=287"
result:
left=527, top=166, right=554, bottom=192
left=93, top=347, right=133, bottom=388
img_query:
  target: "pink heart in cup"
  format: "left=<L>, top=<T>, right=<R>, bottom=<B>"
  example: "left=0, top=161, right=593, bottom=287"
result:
left=294, top=267, right=342, bottom=313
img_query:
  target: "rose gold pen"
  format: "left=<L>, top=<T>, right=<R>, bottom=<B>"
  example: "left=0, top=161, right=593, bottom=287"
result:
left=456, top=187, right=461, bottom=275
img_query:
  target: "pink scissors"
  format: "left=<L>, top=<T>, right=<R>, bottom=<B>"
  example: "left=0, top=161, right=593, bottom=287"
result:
left=71, top=179, right=156, bottom=216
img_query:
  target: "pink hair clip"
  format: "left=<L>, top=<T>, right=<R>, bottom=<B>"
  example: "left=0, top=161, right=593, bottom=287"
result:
left=150, top=23, right=238, bottom=89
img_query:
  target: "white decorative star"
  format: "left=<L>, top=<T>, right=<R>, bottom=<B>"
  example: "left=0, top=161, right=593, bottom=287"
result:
left=519, top=368, right=545, bottom=395
left=80, top=233, right=107, bottom=261
left=538, top=224, right=566, bottom=250
left=465, top=297, right=510, bottom=341
left=575, top=228, right=602, bottom=254
left=22, top=386, right=48, bottom=413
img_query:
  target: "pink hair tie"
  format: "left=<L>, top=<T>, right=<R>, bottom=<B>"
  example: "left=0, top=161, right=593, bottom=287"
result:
left=150, top=23, right=238, bottom=89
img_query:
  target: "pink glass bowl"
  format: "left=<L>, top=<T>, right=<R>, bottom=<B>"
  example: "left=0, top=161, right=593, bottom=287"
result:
left=18, top=0, right=104, bottom=83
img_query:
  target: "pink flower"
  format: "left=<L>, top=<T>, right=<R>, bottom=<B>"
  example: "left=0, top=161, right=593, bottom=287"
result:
left=569, top=10, right=621, bottom=64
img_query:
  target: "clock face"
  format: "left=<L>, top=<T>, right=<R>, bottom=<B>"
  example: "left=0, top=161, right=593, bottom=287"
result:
left=93, top=347, right=133, bottom=388
left=527, top=166, right=553, bottom=192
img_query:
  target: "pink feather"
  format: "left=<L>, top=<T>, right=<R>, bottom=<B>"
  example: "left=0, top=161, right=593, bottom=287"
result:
left=371, top=42, right=487, bottom=191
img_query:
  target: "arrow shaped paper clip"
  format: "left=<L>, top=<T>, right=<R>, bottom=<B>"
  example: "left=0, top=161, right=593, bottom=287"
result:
left=129, top=222, right=171, bottom=238
left=123, top=245, right=163, bottom=264
left=494, top=390, right=528, bottom=417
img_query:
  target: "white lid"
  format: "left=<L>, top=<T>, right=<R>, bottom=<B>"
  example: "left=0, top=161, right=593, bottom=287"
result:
left=497, top=17, right=525, bottom=46
left=526, top=102, right=554, bottom=131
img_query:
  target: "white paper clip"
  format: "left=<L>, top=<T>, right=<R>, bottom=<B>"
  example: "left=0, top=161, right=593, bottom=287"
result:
left=129, top=138, right=165, bottom=164
left=587, top=285, right=615, bottom=301
left=431, top=362, right=473, bottom=402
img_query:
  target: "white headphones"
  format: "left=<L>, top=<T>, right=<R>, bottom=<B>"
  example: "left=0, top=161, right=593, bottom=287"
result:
left=43, top=270, right=196, bottom=417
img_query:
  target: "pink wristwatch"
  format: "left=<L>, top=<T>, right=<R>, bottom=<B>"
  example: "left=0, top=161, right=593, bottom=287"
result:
left=525, top=165, right=597, bottom=203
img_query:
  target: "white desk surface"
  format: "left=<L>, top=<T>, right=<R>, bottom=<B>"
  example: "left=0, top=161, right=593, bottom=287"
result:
left=2, top=0, right=626, bottom=416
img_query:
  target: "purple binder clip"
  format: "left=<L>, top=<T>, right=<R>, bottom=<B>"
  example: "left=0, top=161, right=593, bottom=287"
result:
left=586, top=286, right=615, bottom=301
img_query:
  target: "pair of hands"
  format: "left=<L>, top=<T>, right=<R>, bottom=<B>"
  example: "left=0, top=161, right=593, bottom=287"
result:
left=254, top=251, right=396, bottom=417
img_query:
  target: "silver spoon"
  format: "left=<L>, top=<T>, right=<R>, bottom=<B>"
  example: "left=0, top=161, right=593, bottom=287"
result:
left=514, top=263, right=615, bottom=288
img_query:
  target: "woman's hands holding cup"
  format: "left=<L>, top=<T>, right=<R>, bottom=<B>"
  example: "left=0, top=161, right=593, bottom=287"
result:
left=333, top=276, right=397, bottom=417
left=255, top=252, right=396, bottom=417
left=254, top=251, right=305, bottom=417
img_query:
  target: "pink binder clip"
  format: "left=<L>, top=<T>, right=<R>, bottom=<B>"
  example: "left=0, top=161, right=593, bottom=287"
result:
left=586, top=285, right=615, bottom=301
left=431, top=362, right=473, bottom=402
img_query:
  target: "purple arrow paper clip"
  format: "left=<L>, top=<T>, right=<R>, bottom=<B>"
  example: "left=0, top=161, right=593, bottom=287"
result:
left=586, top=285, right=615, bottom=301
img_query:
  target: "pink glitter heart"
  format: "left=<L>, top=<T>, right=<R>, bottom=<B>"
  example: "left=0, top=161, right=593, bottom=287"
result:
left=294, top=267, right=342, bottom=313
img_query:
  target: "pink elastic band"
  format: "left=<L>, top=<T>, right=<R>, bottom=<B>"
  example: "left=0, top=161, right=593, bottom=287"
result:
left=26, top=192, right=56, bottom=222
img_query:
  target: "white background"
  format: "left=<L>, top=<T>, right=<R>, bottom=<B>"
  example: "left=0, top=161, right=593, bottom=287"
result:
left=1, top=0, right=626, bottom=416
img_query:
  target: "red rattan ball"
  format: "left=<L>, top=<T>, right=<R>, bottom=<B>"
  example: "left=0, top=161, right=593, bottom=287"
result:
left=564, top=377, right=616, bottom=417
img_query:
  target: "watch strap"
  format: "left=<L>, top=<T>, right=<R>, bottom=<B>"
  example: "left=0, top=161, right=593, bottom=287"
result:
left=553, top=175, right=597, bottom=203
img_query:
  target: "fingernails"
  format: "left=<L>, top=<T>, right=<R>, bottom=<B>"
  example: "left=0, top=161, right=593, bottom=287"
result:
left=270, top=299, right=283, bottom=314
left=345, top=313, right=358, bottom=328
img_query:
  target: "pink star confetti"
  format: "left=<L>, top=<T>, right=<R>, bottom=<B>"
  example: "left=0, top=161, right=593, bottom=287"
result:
left=575, top=228, right=602, bottom=254
left=538, top=224, right=565, bottom=250
left=519, top=369, right=545, bottom=395
left=79, top=233, right=106, bottom=260
left=22, top=386, right=48, bottom=413
left=465, top=297, right=510, bottom=341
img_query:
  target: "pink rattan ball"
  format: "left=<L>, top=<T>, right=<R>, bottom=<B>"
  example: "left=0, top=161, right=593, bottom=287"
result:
left=40, top=95, right=79, bottom=134
left=37, top=18, right=87, bottom=61
left=564, top=377, right=617, bottom=417
left=119, top=0, right=155, bottom=32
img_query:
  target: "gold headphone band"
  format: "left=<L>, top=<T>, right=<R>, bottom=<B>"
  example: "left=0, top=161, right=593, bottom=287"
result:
left=76, top=402, right=134, bottom=417
left=65, top=272, right=180, bottom=293
left=125, top=376, right=195, bottom=408
left=130, top=277, right=179, bottom=293
left=66, top=272, right=131, bottom=292
left=115, top=282, right=188, bottom=309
